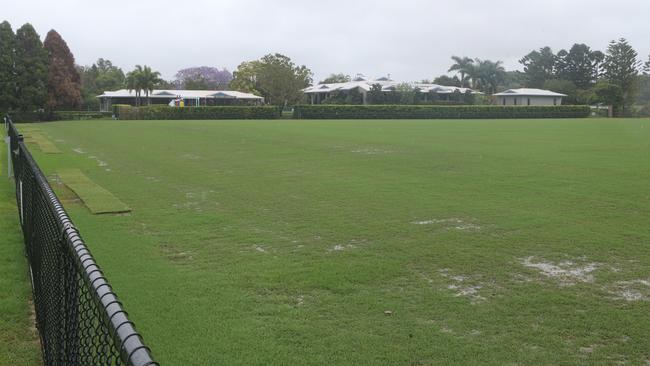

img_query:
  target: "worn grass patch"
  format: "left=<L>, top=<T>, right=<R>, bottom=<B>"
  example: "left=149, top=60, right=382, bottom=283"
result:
left=57, top=169, right=130, bottom=214
left=24, top=132, right=61, bottom=154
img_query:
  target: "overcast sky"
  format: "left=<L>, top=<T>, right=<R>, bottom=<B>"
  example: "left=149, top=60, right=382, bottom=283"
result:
left=4, top=0, right=650, bottom=83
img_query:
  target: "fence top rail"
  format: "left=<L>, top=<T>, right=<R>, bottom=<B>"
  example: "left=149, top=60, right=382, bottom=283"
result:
left=5, top=116, right=158, bottom=366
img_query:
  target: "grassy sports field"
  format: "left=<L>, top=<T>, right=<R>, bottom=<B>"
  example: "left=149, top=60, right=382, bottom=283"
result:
left=5, top=118, right=650, bottom=364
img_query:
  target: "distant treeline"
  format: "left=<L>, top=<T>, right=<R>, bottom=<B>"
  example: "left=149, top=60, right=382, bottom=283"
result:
left=1, top=19, right=649, bottom=116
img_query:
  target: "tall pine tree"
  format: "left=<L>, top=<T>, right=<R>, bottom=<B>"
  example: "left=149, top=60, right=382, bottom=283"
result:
left=15, top=23, right=48, bottom=111
left=0, top=21, right=17, bottom=112
left=602, top=38, right=640, bottom=114
left=44, top=29, right=81, bottom=110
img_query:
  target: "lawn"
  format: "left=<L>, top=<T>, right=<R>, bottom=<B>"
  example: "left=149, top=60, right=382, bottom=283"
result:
left=0, top=142, right=41, bottom=366
left=12, top=118, right=650, bottom=365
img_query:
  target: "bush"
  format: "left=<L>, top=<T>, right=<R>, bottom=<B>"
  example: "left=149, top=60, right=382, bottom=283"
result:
left=293, top=105, right=591, bottom=119
left=112, top=104, right=131, bottom=118
left=4, top=111, right=46, bottom=123
left=53, top=111, right=112, bottom=120
left=4, top=110, right=112, bottom=122
left=115, top=105, right=281, bottom=120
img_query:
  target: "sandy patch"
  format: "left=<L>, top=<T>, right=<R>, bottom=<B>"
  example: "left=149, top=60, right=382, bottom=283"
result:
left=520, top=257, right=600, bottom=286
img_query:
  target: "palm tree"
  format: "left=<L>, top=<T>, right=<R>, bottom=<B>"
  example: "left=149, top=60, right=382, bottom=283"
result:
left=139, top=65, right=162, bottom=106
left=472, top=59, right=506, bottom=94
left=448, top=56, right=474, bottom=87
left=126, top=65, right=143, bottom=106
left=125, top=65, right=162, bottom=106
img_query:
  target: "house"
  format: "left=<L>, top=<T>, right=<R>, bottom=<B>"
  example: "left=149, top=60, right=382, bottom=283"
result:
left=493, top=88, right=566, bottom=106
left=97, top=89, right=264, bottom=112
left=302, top=78, right=478, bottom=105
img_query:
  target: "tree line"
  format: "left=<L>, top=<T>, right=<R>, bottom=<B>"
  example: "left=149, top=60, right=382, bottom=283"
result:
left=441, top=39, right=650, bottom=115
left=0, top=21, right=81, bottom=113
left=319, top=39, right=650, bottom=115
left=2, top=19, right=649, bottom=115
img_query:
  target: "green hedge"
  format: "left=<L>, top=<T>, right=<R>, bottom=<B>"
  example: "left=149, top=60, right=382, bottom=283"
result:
left=4, top=110, right=111, bottom=122
left=293, top=105, right=591, bottom=119
left=116, top=105, right=281, bottom=120
left=4, top=111, right=45, bottom=123
left=54, top=111, right=112, bottom=120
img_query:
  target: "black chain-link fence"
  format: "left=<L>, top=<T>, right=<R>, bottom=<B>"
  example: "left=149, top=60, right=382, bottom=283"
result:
left=5, top=116, right=158, bottom=366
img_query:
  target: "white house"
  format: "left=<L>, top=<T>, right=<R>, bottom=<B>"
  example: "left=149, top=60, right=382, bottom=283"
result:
left=97, top=89, right=264, bottom=112
left=493, top=88, right=566, bottom=106
left=302, top=78, right=478, bottom=105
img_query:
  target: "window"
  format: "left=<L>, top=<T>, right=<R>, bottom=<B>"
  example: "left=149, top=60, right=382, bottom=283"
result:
left=553, top=98, right=557, bottom=106
left=527, top=98, right=531, bottom=106
left=502, top=98, right=506, bottom=106
left=514, top=98, right=517, bottom=106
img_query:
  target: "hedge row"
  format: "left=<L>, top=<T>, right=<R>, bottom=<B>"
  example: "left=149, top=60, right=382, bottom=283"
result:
left=116, top=105, right=281, bottom=120
left=4, top=110, right=111, bottom=122
left=293, top=105, right=591, bottom=119
left=55, top=111, right=112, bottom=120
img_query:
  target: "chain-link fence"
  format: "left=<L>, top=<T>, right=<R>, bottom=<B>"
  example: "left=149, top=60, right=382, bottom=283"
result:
left=5, top=116, right=158, bottom=366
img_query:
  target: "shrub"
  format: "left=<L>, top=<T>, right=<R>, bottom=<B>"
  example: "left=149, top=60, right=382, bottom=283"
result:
left=115, top=105, right=281, bottom=120
left=5, top=110, right=46, bottom=123
left=112, top=104, right=132, bottom=118
left=293, top=105, right=591, bottom=119
left=53, top=111, right=112, bottom=120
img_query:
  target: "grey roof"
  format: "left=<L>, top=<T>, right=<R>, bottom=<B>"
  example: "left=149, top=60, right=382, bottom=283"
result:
left=493, top=88, right=567, bottom=97
left=303, top=79, right=479, bottom=95
left=97, top=89, right=263, bottom=100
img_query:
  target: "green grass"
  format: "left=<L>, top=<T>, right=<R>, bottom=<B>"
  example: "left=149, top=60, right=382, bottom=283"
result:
left=15, top=118, right=650, bottom=365
left=0, top=143, right=41, bottom=366
left=20, top=127, right=61, bottom=154
left=57, top=168, right=130, bottom=214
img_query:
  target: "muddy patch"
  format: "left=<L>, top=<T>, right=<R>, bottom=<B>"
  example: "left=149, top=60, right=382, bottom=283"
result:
left=412, top=218, right=481, bottom=231
left=520, top=257, right=600, bottom=286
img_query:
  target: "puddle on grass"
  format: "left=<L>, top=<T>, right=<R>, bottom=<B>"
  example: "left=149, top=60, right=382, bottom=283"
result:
left=327, top=239, right=368, bottom=253
left=181, top=153, right=204, bottom=160
left=350, top=147, right=394, bottom=155
left=438, top=268, right=486, bottom=303
left=520, top=257, right=600, bottom=286
left=606, top=279, right=650, bottom=302
left=412, top=218, right=481, bottom=231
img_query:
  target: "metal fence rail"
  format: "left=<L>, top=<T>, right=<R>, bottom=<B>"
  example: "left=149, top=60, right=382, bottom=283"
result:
left=4, top=116, right=158, bottom=366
